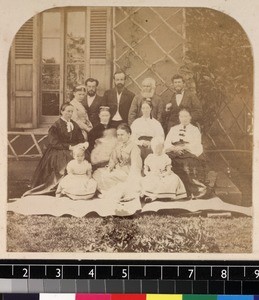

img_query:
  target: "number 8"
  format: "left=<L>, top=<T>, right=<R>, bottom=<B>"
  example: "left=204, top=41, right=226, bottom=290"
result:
left=221, top=269, right=227, bottom=279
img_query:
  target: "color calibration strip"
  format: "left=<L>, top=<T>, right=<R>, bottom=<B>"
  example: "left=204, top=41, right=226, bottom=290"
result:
left=1, top=261, right=259, bottom=295
left=0, top=295, right=259, bottom=300
left=0, top=278, right=259, bottom=294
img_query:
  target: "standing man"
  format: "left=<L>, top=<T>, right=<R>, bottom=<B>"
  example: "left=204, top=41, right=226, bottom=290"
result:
left=165, top=74, right=202, bottom=133
left=102, top=71, right=135, bottom=127
left=83, top=78, right=103, bottom=128
left=128, top=77, right=164, bottom=126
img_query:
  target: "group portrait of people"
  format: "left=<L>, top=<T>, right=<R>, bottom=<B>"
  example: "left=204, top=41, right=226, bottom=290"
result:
left=24, top=71, right=208, bottom=204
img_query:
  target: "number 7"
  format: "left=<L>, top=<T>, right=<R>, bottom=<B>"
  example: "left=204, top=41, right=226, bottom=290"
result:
left=188, top=269, right=194, bottom=278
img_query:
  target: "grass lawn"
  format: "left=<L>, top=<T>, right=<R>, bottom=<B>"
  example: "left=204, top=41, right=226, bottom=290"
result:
left=7, top=212, right=252, bottom=253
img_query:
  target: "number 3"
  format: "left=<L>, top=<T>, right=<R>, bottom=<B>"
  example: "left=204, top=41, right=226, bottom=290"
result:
left=56, top=268, right=61, bottom=278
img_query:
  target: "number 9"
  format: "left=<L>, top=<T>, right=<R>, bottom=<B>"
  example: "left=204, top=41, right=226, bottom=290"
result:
left=255, top=269, right=259, bottom=278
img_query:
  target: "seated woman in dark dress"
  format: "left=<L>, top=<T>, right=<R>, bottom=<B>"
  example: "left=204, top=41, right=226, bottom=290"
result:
left=164, top=108, right=207, bottom=198
left=87, top=106, right=114, bottom=152
left=23, top=102, right=86, bottom=196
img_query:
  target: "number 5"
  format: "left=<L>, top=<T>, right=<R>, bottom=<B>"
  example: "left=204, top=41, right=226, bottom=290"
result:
left=122, top=268, right=128, bottom=278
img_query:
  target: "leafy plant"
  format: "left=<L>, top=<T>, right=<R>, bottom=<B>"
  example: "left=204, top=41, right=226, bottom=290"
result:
left=179, top=8, right=253, bottom=134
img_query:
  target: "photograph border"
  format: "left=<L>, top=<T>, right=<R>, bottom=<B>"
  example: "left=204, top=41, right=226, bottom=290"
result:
left=1, top=0, right=258, bottom=259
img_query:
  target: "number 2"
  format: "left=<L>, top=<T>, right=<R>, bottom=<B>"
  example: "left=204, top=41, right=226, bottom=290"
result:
left=23, top=268, right=28, bottom=278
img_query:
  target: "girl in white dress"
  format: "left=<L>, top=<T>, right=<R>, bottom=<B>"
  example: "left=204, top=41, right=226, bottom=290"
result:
left=141, top=137, right=187, bottom=202
left=56, top=144, right=97, bottom=200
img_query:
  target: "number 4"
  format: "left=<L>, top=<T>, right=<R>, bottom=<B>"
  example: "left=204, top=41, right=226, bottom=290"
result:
left=89, top=269, right=95, bottom=278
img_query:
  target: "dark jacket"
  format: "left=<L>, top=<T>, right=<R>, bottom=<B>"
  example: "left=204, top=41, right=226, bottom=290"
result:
left=128, top=94, right=164, bottom=126
left=165, top=90, right=202, bottom=133
left=82, top=94, right=103, bottom=128
left=102, top=88, right=135, bottom=124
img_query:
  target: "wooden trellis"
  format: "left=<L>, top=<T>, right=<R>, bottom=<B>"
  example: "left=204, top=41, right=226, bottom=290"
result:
left=8, top=132, right=48, bottom=160
left=112, top=7, right=253, bottom=168
left=112, top=7, right=185, bottom=100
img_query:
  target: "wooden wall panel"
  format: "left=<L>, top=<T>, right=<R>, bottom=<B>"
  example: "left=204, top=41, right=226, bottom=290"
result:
left=15, top=65, right=33, bottom=91
left=15, top=97, right=33, bottom=123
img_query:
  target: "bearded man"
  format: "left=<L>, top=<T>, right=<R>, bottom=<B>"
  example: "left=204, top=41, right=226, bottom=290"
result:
left=82, top=77, right=103, bottom=128
left=128, top=77, right=164, bottom=126
left=102, top=71, right=135, bottom=128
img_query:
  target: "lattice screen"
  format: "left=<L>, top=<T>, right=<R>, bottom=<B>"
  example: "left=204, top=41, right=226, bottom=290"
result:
left=112, top=7, right=252, bottom=170
left=112, top=7, right=185, bottom=104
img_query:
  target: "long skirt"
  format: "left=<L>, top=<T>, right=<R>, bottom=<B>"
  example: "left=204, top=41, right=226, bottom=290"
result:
left=56, top=174, right=97, bottom=200
left=93, top=165, right=130, bottom=193
left=23, top=147, right=73, bottom=196
left=141, top=172, right=187, bottom=200
left=167, top=151, right=207, bottom=197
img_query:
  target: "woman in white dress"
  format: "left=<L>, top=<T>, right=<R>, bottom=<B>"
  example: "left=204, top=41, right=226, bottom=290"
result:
left=70, top=85, right=93, bottom=140
left=141, top=137, right=187, bottom=202
left=93, top=123, right=142, bottom=199
left=164, top=108, right=206, bottom=198
left=131, top=100, right=164, bottom=161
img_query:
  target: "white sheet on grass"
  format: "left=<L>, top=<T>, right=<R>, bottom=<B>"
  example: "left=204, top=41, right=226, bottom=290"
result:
left=141, top=197, right=252, bottom=216
left=8, top=195, right=142, bottom=217
left=7, top=195, right=252, bottom=217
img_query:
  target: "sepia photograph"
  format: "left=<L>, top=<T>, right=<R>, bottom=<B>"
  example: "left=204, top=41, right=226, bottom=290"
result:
left=2, top=2, right=256, bottom=254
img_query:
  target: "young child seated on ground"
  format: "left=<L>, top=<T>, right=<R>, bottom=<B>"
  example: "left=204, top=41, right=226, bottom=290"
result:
left=56, top=143, right=97, bottom=200
left=141, top=137, right=187, bottom=202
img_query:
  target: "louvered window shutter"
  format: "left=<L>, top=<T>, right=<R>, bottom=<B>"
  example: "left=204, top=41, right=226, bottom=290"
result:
left=10, top=17, right=37, bottom=128
left=90, top=9, right=107, bottom=59
left=15, top=18, right=33, bottom=59
left=89, top=8, right=111, bottom=94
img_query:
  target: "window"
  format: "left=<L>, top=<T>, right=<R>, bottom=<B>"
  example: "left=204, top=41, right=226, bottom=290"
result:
left=39, top=8, right=110, bottom=124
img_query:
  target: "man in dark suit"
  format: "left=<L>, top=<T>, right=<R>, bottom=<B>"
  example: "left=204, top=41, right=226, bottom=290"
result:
left=165, top=74, right=202, bottom=133
left=128, top=77, right=164, bottom=126
left=82, top=78, right=103, bottom=128
left=102, top=71, right=135, bottom=127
